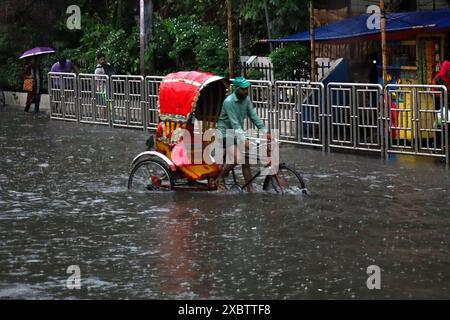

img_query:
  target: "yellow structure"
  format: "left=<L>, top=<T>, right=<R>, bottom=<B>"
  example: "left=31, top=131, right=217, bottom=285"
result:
left=387, top=35, right=446, bottom=140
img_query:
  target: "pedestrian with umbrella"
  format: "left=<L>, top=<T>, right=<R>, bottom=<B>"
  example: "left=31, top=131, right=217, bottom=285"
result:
left=19, top=47, right=55, bottom=113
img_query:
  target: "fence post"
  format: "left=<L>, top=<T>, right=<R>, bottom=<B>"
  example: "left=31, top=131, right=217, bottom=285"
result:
left=351, top=85, right=357, bottom=149
left=379, top=84, right=386, bottom=160
left=61, top=74, right=66, bottom=120
left=384, top=85, right=390, bottom=160
left=445, top=88, right=449, bottom=167
left=326, top=84, right=331, bottom=153
left=75, top=74, right=80, bottom=123
left=444, top=120, right=450, bottom=169
left=319, top=82, right=326, bottom=153
left=413, top=87, right=419, bottom=154
left=143, top=77, right=148, bottom=132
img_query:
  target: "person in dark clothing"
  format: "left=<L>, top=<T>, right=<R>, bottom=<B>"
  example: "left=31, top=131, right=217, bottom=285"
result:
left=94, top=52, right=115, bottom=119
left=94, top=52, right=116, bottom=77
left=23, top=57, right=44, bottom=113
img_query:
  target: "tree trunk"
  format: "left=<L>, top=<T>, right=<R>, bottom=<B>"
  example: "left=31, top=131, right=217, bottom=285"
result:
left=139, top=0, right=154, bottom=76
left=140, top=0, right=145, bottom=76
left=381, top=0, right=387, bottom=85
left=263, top=0, right=273, bottom=52
left=227, top=0, right=234, bottom=78
left=310, top=0, right=316, bottom=82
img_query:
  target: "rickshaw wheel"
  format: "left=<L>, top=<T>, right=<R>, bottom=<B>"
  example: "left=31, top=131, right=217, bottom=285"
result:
left=128, top=159, right=174, bottom=192
left=263, top=164, right=308, bottom=195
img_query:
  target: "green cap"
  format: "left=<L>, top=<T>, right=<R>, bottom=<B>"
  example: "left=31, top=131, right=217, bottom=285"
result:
left=233, top=77, right=251, bottom=89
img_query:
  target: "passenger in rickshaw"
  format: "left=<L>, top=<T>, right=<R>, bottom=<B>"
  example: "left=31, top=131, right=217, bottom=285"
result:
left=214, top=77, right=270, bottom=192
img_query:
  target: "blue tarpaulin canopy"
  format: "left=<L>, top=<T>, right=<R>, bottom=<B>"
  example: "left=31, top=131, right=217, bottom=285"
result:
left=270, top=9, right=450, bottom=43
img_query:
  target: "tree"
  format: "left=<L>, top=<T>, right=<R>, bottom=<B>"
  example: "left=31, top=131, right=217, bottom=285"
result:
left=112, top=0, right=139, bottom=32
left=270, top=44, right=310, bottom=81
left=156, top=0, right=227, bottom=25
left=0, top=0, right=319, bottom=90
left=241, top=0, right=310, bottom=38
left=148, top=15, right=228, bottom=75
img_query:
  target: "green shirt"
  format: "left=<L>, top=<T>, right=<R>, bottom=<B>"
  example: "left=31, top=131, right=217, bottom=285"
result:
left=217, top=93, right=266, bottom=141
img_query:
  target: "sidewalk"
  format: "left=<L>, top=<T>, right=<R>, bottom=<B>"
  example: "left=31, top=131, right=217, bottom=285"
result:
left=3, top=91, right=50, bottom=112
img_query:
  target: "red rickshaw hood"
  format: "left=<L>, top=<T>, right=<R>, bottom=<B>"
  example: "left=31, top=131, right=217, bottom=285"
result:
left=159, top=71, right=226, bottom=123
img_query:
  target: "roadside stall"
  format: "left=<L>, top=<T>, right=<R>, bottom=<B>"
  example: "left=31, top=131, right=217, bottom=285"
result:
left=270, top=9, right=450, bottom=141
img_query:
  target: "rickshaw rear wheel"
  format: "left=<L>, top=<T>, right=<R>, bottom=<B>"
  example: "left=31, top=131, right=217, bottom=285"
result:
left=128, top=158, right=174, bottom=192
left=229, top=184, right=243, bottom=193
left=263, top=164, right=308, bottom=195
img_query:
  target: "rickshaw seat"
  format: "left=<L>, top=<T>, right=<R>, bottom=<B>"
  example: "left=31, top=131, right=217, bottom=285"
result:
left=179, top=164, right=220, bottom=181
left=179, top=141, right=219, bottom=180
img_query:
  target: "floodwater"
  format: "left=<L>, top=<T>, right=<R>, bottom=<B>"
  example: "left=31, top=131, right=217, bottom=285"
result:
left=1, top=106, right=450, bottom=300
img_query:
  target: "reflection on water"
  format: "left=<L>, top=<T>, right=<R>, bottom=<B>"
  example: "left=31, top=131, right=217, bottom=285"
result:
left=1, top=107, right=450, bottom=299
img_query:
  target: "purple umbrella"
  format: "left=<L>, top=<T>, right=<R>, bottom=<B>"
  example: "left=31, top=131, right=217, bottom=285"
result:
left=19, top=47, right=56, bottom=59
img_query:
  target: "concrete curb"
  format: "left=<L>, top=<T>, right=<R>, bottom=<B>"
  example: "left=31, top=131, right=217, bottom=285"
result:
left=4, top=91, right=50, bottom=112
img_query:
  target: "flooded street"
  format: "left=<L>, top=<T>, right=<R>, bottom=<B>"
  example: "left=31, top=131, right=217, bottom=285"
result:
left=1, top=107, right=450, bottom=299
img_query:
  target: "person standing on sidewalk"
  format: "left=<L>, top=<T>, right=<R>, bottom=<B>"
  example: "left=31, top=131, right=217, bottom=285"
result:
left=94, top=52, right=116, bottom=119
left=50, top=57, right=79, bottom=74
left=23, top=57, right=43, bottom=113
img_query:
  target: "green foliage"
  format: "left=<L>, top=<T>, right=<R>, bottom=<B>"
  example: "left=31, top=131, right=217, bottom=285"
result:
left=0, top=0, right=315, bottom=91
left=193, top=25, right=229, bottom=75
left=234, top=0, right=310, bottom=55
left=59, top=15, right=139, bottom=75
left=0, top=28, right=28, bottom=91
left=245, top=68, right=264, bottom=80
left=111, top=0, right=138, bottom=32
left=241, top=0, right=309, bottom=44
left=270, top=44, right=310, bottom=81
left=0, top=57, right=23, bottom=91
left=0, top=1, right=140, bottom=91
left=158, top=0, right=226, bottom=25
left=148, top=15, right=228, bottom=76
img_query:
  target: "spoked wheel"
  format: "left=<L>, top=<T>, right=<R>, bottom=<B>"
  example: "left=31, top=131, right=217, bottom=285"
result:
left=263, top=164, right=308, bottom=195
left=128, top=159, right=173, bottom=191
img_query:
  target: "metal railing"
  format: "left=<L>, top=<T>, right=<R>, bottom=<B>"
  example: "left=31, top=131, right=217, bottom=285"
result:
left=48, top=72, right=450, bottom=164
left=49, top=72, right=78, bottom=121
left=78, top=73, right=110, bottom=126
left=110, top=75, right=145, bottom=130
left=145, top=76, right=164, bottom=130
left=275, top=81, right=326, bottom=150
left=245, top=80, right=273, bottom=132
left=238, top=62, right=274, bottom=83
left=384, top=84, right=448, bottom=162
left=327, top=83, right=383, bottom=154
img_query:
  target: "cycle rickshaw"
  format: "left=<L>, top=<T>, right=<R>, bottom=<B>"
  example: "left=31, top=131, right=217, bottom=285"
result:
left=128, top=71, right=308, bottom=194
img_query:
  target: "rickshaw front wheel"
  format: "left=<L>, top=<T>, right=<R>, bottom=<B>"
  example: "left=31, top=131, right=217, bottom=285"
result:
left=128, top=159, right=174, bottom=192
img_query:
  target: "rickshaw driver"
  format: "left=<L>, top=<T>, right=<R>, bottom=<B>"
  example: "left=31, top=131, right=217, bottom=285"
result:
left=214, top=77, right=270, bottom=192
